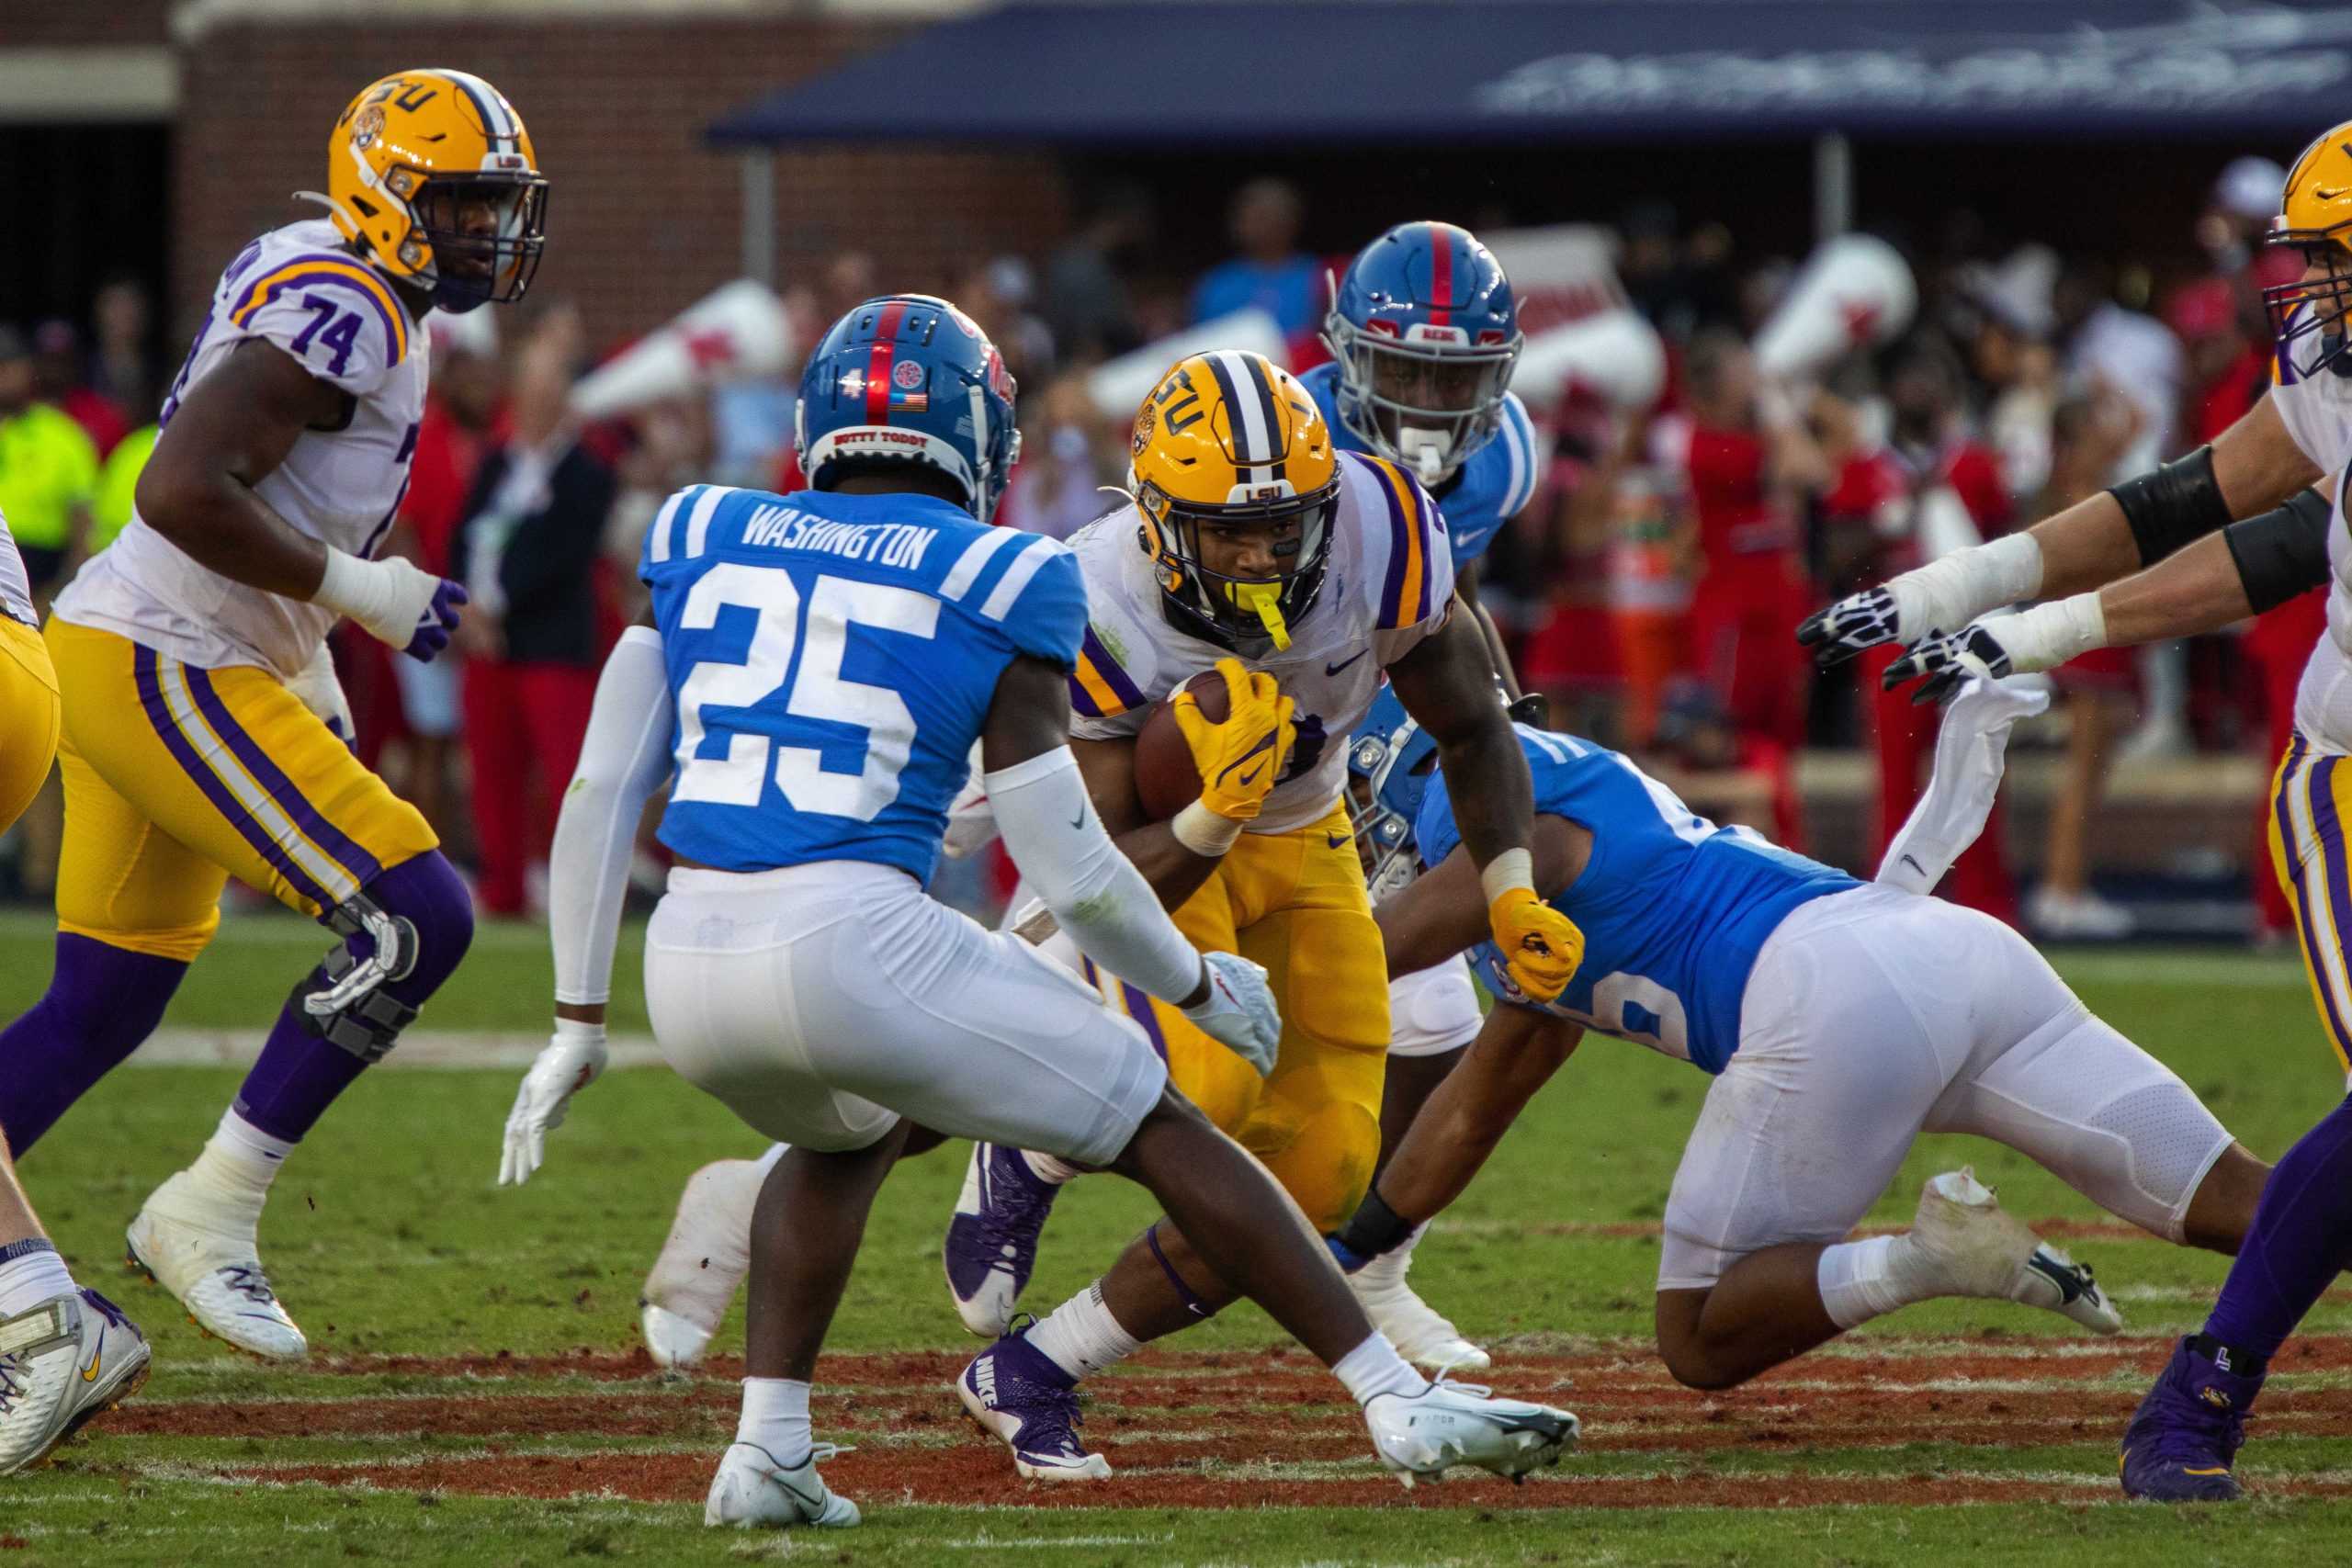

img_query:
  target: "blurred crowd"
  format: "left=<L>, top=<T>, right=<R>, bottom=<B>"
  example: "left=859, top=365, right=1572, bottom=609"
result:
left=0, top=162, right=2316, bottom=938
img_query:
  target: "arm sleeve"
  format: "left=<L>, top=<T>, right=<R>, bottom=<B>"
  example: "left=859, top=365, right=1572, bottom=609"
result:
left=2223, top=485, right=2335, bottom=615
left=986, top=745, right=1204, bottom=1006
left=550, top=626, right=674, bottom=1006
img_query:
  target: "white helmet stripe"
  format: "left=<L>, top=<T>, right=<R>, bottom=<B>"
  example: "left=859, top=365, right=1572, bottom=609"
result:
left=436, top=68, right=515, bottom=145
left=1209, top=350, right=1279, bottom=475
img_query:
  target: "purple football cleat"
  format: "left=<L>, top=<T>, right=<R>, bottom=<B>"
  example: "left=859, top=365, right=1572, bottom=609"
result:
left=2120, top=1336, right=2262, bottom=1502
left=944, top=1143, right=1061, bottom=1337
left=956, top=1325, right=1108, bottom=1480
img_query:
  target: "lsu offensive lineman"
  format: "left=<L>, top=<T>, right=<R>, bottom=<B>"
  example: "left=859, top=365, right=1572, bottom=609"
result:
left=1799, top=127, right=2352, bottom=1501
left=933, top=348, right=1580, bottom=1481
left=0, top=71, right=546, bottom=1359
left=0, top=510, right=149, bottom=1472
left=498, top=296, right=1577, bottom=1525
left=1300, top=220, right=1544, bottom=1368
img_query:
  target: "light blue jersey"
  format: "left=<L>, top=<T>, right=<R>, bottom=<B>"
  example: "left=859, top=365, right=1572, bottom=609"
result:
left=1416, top=727, right=1859, bottom=1073
left=641, top=486, right=1086, bottom=883
left=1300, top=362, right=1540, bottom=566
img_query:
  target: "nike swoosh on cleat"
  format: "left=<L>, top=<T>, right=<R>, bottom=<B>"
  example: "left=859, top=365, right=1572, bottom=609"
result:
left=2182, top=1466, right=2232, bottom=1476
left=1326, top=649, right=1369, bottom=677
left=82, top=1349, right=100, bottom=1382
left=2025, top=1252, right=2095, bottom=1303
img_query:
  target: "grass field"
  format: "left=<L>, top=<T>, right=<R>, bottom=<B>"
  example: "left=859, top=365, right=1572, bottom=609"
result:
left=4, top=909, right=2352, bottom=1564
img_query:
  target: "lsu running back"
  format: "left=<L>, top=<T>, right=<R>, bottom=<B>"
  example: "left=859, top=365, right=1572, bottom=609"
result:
left=942, top=348, right=1582, bottom=1483
left=4, top=70, right=543, bottom=1360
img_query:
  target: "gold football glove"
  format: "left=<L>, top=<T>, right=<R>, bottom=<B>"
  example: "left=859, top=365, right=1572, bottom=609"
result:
left=1488, top=886, right=1585, bottom=1002
left=1172, top=657, right=1296, bottom=823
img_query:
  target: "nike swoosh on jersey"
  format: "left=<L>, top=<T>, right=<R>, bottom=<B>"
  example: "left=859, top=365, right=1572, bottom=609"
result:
left=1325, top=649, right=1370, bottom=677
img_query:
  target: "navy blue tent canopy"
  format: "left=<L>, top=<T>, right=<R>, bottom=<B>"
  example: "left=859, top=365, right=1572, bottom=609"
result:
left=708, top=0, right=2352, bottom=147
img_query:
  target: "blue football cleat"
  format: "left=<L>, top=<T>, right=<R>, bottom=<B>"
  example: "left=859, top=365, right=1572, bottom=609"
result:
left=2120, top=1336, right=2262, bottom=1502
left=956, top=1325, right=1109, bottom=1480
left=943, top=1144, right=1061, bottom=1337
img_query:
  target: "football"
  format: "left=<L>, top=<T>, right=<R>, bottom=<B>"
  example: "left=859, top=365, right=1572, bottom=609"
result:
left=1132, top=669, right=1229, bottom=820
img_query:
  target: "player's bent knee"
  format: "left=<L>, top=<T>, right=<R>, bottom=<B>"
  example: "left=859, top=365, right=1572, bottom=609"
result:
left=294, top=851, right=474, bottom=1064
left=1652, top=1290, right=1749, bottom=1391
left=1261, top=1100, right=1383, bottom=1233
left=2183, top=1144, right=2269, bottom=1255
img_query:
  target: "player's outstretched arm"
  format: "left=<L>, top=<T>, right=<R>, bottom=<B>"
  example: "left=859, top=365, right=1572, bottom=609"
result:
left=502, top=625, right=676, bottom=1185
left=138, top=338, right=466, bottom=660
left=1330, top=1003, right=1583, bottom=1267
left=1798, top=394, right=2322, bottom=668
left=983, top=656, right=1283, bottom=1074
left=1387, top=602, right=1585, bottom=1000
left=1883, top=486, right=2333, bottom=705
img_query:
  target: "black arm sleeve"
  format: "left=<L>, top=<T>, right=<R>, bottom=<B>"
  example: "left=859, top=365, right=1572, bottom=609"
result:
left=2222, top=486, right=2334, bottom=615
left=2109, top=445, right=2233, bottom=567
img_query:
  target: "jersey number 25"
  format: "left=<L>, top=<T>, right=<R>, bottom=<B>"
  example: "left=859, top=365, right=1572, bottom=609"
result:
left=672, top=564, right=935, bottom=821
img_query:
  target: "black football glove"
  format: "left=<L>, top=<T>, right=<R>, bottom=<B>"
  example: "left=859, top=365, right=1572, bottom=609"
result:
left=1879, top=622, right=2017, bottom=706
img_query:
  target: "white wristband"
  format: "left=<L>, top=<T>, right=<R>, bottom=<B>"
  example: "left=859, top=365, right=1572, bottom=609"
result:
left=552, top=1015, right=605, bottom=1048
left=1993, top=594, right=2109, bottom=674
left=1894, top=532, right=2044, bottom=638
left=311, top=546, right=394, bottom=619
left=1171, top=800, right=1244, bottom=857
left=1479, top=847, right=1535, bottom=904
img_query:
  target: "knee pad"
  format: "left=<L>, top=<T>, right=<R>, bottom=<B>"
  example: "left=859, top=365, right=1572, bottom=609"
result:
left=1260, top=1099, right=1383, bottom=1233
left=295, top=852, right=474, bottom=1063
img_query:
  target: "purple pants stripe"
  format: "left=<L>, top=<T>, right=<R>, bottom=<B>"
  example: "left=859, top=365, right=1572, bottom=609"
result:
left=184, top=663, right=380, bottom=887
left=132, top=644, right=334, bottom=908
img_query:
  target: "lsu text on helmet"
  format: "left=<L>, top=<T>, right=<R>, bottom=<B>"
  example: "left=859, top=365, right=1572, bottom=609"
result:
left=1324, top=221, right=1521, bottom=487
left=322, top=69, right=548, bottom=314
left=796, top=295, right=1021, bottom=523
left=1128, top=349, right=1338, bottom=653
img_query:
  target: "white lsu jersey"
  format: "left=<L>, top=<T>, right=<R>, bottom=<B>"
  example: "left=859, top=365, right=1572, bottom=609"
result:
left=55, top=220, right=426, bottom=680
left=1066, top=450, right=1456, bottom=833
left=0, top=506, right=33, bottom=626
left=2264, top=370, right=2352, bottom=751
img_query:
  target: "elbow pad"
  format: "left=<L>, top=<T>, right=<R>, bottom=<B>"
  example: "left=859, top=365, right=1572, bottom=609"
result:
left=550, top=626, right=673, bottom=1005
left=2223, top=486, right=2335, bottom=615
left=2108, top=445, right=2233, bottom=568
left=987, top=746, right=1202, bottom=1007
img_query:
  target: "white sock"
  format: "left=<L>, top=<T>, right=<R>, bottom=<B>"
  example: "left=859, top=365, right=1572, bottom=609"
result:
left=1025, top=1281, right=1141, bottom=1382
left=1332, top=1332, right=1429, bottom=1405
left=1353, top=1223, right=1428, bottom=1287
left=1022, top=1150, right=1080, bottom=1186
left=183, top=1110, right=291, bottom=1234
left=734, top=1376, right=813, bottom=1464
left=752, top=1144, right=788, bottom=1179
left=0, top=1239, right=77, bottom=1317
left=1815, top=1235, right=1930, bottom=1329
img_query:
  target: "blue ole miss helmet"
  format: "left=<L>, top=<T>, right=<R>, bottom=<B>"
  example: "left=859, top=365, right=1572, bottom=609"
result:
left=1324, top=221, right=1522, bottom=486
left=1346, top=682, right=1440, bottom=895
left=796, top=295, right=1020, bottom=522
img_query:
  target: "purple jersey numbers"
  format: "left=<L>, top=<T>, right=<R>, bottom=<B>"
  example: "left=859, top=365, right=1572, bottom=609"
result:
left=290, top=295, right=364, bottom=378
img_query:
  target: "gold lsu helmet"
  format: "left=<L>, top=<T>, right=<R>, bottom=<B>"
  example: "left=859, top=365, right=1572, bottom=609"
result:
left=317, top=69, right=548, bottom=313
left=1129, top=349, right=1339, bottom=651
left=2267, top=124, right=2352, bottom=379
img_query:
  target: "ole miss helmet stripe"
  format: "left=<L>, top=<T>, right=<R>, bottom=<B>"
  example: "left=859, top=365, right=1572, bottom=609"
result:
left=865, top=299, right=908, bottom=425
left=1427, top=221, right=1453, bottom=327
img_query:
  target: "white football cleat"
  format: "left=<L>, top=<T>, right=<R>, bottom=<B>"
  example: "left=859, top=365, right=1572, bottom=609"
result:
left=0, top=1288, right=151, bottom=1473
left=125, top=1172, right=306, bottom=1360
left=1909, top=1167, right=2122, bottom=1335
left=1363, top=1379, right=1577, bottom=1486
left=641, top=1157, right=768, bottom=1370
left=703, top=1440, right=860, bottom=1529
left=1350, top=1230, right=1490, bottom=1372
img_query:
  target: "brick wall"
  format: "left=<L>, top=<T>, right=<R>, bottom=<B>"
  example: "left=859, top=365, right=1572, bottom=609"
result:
left=175, top=17, right=1069, bottom=344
